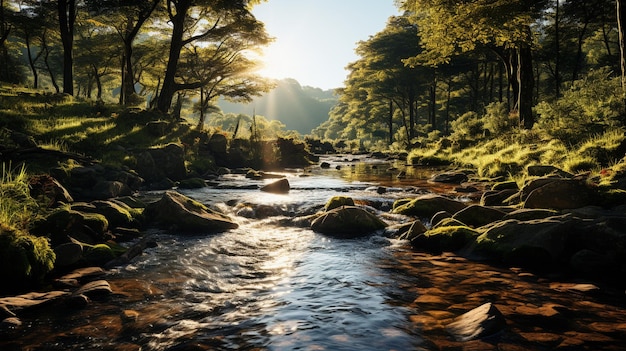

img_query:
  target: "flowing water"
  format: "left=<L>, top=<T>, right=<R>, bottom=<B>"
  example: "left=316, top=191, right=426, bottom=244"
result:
left=3, top=155, right=626, bottom=350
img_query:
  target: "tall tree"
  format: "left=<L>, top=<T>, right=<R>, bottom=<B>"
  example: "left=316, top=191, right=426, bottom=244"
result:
left=156, top=0, right=267, bottom=113
left=86, top=0, right=160, bottom=105
left=618, top=0, right=626, bottom=102
left=57, top=0, right=78, bottom=95
left=401, top=0, right=550, bottom=129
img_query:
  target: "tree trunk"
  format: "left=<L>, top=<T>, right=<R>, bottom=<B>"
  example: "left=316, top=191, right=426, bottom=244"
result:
left=388, top=99, right=393, bottom=145
left=25, top=35, right=38, bottom=89
left=408, top=91, right=415, bottom=140
left=555, top=0, right=561, bottom=98
left=43, top=45, right=59, bottom=93
left=58, top=0, right=75, bottom=95
left=518, top=44, right=534, bottom=129
left=157, top=0, right=191, bottom=113
left=618, top=0, right=626, bottom=105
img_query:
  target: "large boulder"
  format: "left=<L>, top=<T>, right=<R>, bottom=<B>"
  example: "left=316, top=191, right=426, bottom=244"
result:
left=28, top=174, right=73, bottom=207
left=465, top=217, right=577, bottom=267
left=145, top=191, right=238, bottom=233
left=410, top=225, right=480, bottom=253
left=134, top=143, right=187, bottom=183
left=392, top=194, right=467, bottom=218
left=523, top=179, right=596, bottom=210
left=452, top=205, right=507, bottom=228
left=311, top=206, right=387, bottom=238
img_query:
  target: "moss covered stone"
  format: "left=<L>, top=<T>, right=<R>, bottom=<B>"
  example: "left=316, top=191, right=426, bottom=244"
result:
left=410, top=225, right=480, bottom=253
left=392, top=194, right=467, bottom=218
left=324, top=196, right=355, bottom=211
left=178, top=178, right=207, bottom=189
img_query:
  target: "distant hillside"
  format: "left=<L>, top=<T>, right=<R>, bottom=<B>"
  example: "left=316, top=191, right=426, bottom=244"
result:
left=218, top=78, right=337, bottom=135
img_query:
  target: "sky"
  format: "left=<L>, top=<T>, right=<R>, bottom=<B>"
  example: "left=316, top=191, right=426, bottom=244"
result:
left=252, top=0, right=401, bottom=90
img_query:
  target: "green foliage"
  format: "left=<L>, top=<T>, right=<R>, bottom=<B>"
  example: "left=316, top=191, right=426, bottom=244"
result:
left=0, top=163, right=39, bottom=230
left=483, top=102, right=517, bottom=135
left=0, top=223, right=55, bottom=290
left=535, top=68, right=624, bottom=144
left=450, top=111, right=485, bottom=142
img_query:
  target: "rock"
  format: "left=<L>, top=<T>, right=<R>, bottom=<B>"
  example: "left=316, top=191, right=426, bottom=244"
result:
left=57, top=267, right=106, bottom=282
left=446, top=302, right=507, bottom=341
left=430, top=171, right=468, bottom=184
left=88, top=200, right=137, bottom=228
left=410, top=225, right=479, bottom=253
left=569, top=249, right=614, bottom=277
left=430, top=211, right=452, bottom=227
left=28, top=174, right=73, bottom=207
left=311, top=206, right=387, bottom=238
left=74, top=280, right=112, bottom=298
left=260, top=178, right=290, bottom=194
left=35, top=208, right=108, bottom=245
left=134, top=143, right=187, bottom=182
left=392, top=194, right=467, bottom=218
left=121, top=310, right=139, bottom=324
left=84, top=243, right=116, bottom=266
left=491, top=180, right=519, bottom=191
left=480, top=189, right=518, bottom=206
left=91, top=180, right=131, bottom=199
left=524, top=179, right=595, bottom=210
left=53, top=242, right=84, bottom=268
left=67, top=294, right=91, bottom=308
left=324, top=196, right=355, bottom=211
left=320, top=162, right=331, bottom=169
left=452, top=205, right=507, bottom=228
left=397, top=220, right=428, bottom=241
left=1, top=317, right=22, bottom=331
left=467, top=217, right=577, bottom=267
left=527, top=165, right=573, bottom=178
left=0, top=291, right=70, bottom=313
left=432, top=217, right=467, bottom=229
left=178, top=178, right=207, bottom=189
left=145, top=191, right=238, bottom=233
left=503, top=208, right=559, bottom=221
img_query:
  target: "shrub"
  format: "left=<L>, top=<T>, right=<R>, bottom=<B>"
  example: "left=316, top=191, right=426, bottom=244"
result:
left=450, top=111, right=485, bottom=141
left=483, top=102, right=516, bottom=134
left=535, top=67, right=624, bottom=144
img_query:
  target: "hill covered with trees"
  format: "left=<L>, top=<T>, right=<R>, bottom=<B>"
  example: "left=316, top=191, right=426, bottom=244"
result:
left=217, top=78, right=337, bottom=135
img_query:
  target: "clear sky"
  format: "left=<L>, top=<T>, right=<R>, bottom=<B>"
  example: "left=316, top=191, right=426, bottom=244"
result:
left=252, top=0, right=401, bottom=90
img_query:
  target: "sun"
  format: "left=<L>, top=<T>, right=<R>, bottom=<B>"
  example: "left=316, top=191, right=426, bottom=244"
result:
left=255, top=42, right=297, bottom=81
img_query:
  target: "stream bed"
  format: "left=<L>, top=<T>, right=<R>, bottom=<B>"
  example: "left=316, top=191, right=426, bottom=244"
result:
left=2, top=155, right=626, bottom=350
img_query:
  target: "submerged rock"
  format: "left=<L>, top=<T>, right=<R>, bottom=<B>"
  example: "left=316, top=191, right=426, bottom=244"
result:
left=260, top=178, right=290, bottom=194
left=324, top=196, right=355, bottom=211
left=311, top=206, right=387, bottom=238
left=145, top=191, right=238, bottom=233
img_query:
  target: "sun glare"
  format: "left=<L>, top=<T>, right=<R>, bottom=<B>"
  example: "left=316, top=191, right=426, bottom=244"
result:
left=256, top=43, right=297, bottom=81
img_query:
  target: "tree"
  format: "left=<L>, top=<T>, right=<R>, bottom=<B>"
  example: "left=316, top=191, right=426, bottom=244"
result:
left=401, top=0, right=551, bottom=129
left=155, top=0, right=267, bottom=113
left=57, top=0, right=78, bottom=95
left=85, top=0, right=161, bottom=105
left=618, top=0, right=626, bottom=103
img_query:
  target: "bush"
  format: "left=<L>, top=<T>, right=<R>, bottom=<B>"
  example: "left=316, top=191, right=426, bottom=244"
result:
left=450, top=111, right=485, bottom=141
left=535, top=67, right=624, bottom=144
left=483, top=102, right=517, bottom=134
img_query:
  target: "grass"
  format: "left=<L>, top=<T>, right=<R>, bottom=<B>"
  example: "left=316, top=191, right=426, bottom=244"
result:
left=0, top=163, right=38, bottom=231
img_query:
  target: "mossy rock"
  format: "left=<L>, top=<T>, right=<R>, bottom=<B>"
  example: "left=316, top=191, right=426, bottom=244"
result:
left=89, top=200, right=135, bottom=228
left=392, top=194, right=467, bottom=218
left=392, top=198, right=413, bottom=210
left=410, top=225, right=480, bottom=253
left=41, top=208, right=108, bottom=245
left=324, top=196, right=355, bottom=211
left=452, top=205, right=507, bottom=228
left=83, top=243, right=116, bottom=266
left=178, top=178, right=207, bottom=189
left=491, top=181, right=519, bottom=191
left=0, top=224, right=55, bottom=292
left=432, top=217, right=467, bottom=228
left=311, top=206, right=387, bottom=238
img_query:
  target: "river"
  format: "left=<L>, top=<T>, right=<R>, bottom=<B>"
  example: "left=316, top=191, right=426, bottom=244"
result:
left=3, top=155, right=626, bottom=350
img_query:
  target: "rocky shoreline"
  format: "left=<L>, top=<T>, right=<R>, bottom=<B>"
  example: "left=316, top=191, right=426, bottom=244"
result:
left=2, top=154, right=626, bottom=346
